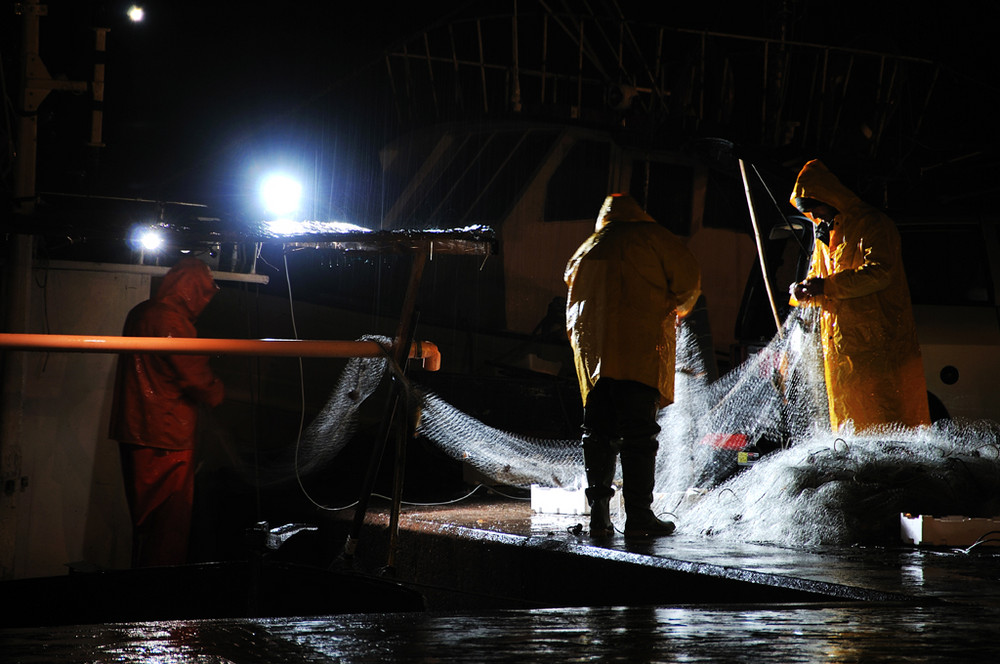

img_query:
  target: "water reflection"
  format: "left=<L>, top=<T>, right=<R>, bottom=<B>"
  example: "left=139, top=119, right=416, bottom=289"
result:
left=5, top=604, right=994, bottom=663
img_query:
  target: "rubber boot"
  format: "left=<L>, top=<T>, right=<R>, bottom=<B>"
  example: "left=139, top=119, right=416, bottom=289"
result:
left=620, top=440, right=675, bottom=538
left=583, top=434, right=616, bottom=538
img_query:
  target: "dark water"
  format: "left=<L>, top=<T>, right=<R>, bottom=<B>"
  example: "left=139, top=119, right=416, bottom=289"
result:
left=3, top=602, right=998, bottom=663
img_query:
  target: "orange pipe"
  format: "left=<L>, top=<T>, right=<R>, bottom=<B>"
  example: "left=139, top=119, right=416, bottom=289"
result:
left=0, top=333, right=441, bottom=371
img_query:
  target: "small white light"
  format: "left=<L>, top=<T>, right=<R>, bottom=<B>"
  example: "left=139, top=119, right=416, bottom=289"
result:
left=127, top=5, right=145, bottom=22
left=139, top=230, right=163, bottom=251
left=261, top=174, right=303, bottom=218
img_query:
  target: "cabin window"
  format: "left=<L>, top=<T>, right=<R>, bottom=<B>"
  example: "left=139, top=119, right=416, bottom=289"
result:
left=463, top=130, right=558, bottom=223
left=702, top=168, right=749, bottom=234
left=544, top=140, right=610, bottom=221
left=629, top=161, right=693, bottom=236
left=392, top=129, right=558, bottom=227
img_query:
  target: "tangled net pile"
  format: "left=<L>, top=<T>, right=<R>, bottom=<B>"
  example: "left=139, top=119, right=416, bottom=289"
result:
left=272, top=312, right=1000, bottom=547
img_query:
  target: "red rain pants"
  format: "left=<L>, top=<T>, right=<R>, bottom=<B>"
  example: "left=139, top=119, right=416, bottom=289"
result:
left=118, top=444, right=195, bottom=568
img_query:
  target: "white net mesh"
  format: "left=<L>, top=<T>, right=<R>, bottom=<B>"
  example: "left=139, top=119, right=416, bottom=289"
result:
left=278, top=313, right=1000, bottom=547
left=660, top=310, right=1000, bottom=546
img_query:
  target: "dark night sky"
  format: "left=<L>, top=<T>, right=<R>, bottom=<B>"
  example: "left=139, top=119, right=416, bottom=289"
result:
left=24, top=1, right=467, bottom=212
left=9, top=0, right=1000, bottom=222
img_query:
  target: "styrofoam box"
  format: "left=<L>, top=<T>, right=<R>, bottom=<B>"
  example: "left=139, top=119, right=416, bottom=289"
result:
left=900, top=513, right=1000, bottom=547
left=530, top=485, right=590, bottom=515
left=531, top=486, right=667, bottom=520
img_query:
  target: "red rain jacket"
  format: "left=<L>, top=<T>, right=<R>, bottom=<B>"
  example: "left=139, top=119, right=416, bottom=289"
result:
left=111, top=258, right=224, bottom=450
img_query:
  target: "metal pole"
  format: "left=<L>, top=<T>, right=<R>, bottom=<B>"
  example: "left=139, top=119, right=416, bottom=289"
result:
left=739, top=158, right=784, bottom=338
left=88, top=28, right=109, bottom=149
left=3, top=0, right=44, bottom=581
left=385, top=250, right=426, bottom=571
left=343, top=251, right=428, bottom=568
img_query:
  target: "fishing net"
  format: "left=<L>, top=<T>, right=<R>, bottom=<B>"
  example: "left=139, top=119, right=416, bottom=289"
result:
left=268, top=310, right=1000, bottom=547
left=655, top=309, right=1000, bottom=546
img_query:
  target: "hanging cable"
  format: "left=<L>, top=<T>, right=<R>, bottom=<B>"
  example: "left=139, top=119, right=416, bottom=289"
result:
left=372, top=483, right=490, bottom=507
left=283, top=252, right=333, bottom=511
left=961, top=530, right=1000, bottom=554
left=280, top=252, right=455, bottom=512
left=248, top=281, right=263, bottom=520
left=751, top=162, right=811, bottom=257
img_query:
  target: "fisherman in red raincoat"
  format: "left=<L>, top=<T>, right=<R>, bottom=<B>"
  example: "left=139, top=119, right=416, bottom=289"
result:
left=111, top=257, right=225, bottom=567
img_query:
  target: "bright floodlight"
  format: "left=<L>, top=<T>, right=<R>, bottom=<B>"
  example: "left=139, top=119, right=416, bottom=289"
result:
left=261, top=174, right=302, bottom=218
left=127, top=5, right=145, bottom=22
left=139, top=229, right=163, bottom=251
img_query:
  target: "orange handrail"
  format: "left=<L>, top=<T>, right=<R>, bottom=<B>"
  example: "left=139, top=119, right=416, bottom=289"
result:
left=0, top=333, right=441, bottom=371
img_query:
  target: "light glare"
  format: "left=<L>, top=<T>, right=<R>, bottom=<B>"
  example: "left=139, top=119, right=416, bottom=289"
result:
left=265, top=219, right=301, bottom=236
left=261, top=174, right=303, bottom=217
left=139, top=230, right=163, bottom=251
left=127, top=5, right=145, bottom=22
left=263, top=219, right=370, bottom=236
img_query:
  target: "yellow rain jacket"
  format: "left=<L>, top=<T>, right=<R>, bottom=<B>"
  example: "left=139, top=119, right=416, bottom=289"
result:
left=565, top=194, right=701, bottom=408
left=790, top=160, right=930, bottom=432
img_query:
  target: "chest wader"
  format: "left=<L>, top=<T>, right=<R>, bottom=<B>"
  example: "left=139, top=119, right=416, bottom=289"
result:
left=619, top=436, right=676, bottom=538
left=583, top=433, right=618, bottom=538
left=582, top=378, right=676, bottom=538
left=584, top=433, right=676, bottom=538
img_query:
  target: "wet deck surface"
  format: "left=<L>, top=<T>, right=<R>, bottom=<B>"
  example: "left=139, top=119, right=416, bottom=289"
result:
left=399, top=498, right=1000, bottom=607
left=4, top=496, right=1000, bottom=663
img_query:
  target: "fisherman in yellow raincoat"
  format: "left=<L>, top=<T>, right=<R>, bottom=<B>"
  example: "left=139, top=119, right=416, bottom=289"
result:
left=789, top=160, right=931, bottom=433
left=565, top=193, right=701, bottom=538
